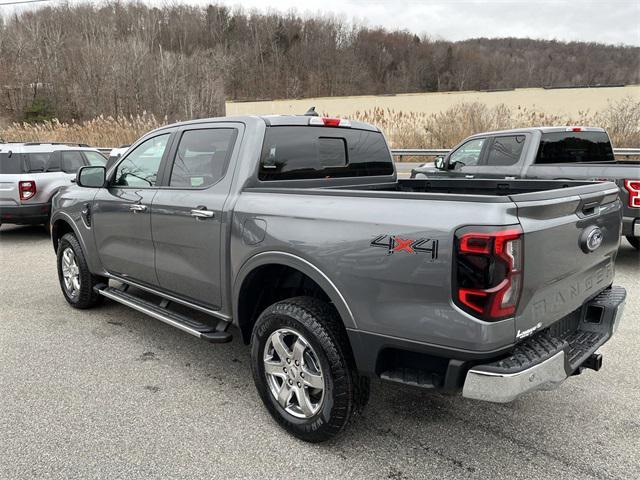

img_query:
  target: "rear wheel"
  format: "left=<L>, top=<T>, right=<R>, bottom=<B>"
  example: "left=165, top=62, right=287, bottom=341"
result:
left=56, top=233, right=105, bottom=308
left=250, top=296, right=369, bottom=442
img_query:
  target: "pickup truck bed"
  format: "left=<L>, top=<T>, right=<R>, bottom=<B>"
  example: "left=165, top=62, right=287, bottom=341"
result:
left=50, top=115, right=627, bottom=442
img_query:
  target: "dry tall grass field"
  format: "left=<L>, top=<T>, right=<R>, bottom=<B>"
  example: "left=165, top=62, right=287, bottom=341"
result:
left=1, top=88, right=639, bottom=155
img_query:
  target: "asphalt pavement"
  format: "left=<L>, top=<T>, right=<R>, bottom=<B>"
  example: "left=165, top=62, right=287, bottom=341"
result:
left=1, top=225, right=638, bottom=480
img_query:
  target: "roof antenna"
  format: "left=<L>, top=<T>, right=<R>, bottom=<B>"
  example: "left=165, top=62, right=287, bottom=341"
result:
left=304, top=106, right=319, bottom=117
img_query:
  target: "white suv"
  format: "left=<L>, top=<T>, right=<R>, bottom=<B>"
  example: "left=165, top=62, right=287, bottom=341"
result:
left=0, top=143, right=106, bottom=228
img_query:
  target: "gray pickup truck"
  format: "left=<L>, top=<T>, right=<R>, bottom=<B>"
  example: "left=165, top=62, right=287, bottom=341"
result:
left=50, top=115, right=627, bottom=442
left=410, top=127, right=640, bottom=250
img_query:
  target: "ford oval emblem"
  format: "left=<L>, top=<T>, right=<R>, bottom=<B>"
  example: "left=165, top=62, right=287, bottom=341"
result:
left=581, top=226, right=603, bottom=253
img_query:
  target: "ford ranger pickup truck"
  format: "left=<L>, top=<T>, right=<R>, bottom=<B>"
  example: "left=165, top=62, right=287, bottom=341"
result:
left=410, top=127, right=640, bottom=250
left=0, top=143, right=106, bottom=228
left=50, top=115, right=627, bottom=442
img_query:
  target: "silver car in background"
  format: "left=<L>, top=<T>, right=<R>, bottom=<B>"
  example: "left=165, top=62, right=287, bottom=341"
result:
left=0, top=143, right=106, bottom=228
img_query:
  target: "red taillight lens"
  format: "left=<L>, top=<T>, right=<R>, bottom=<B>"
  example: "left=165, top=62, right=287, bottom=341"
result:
left=19, top=181, right=37, bottom=201
left=454, top=227, right=523, bottom=321
left=624, top=180, right=640, bottom=208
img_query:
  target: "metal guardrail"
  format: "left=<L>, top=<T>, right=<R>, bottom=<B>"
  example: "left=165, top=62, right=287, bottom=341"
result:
left=391, top=148, right=640, bottom=159
left=613, top=148, right=640, bottom=157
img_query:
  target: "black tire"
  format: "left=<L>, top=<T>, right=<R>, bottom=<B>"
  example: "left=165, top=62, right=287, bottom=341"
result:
left=251, top=296, right=369, bottom=442
left=626, top=235, right=640, bottom=251
left=56, top=232, right=105, bottom=309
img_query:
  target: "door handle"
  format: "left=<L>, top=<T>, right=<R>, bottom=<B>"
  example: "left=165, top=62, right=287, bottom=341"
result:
left=465, top=175, right=475, bottom=179
left=190, top=208, right=215, bottom=219
left=129, top=204, right=147, bottom=212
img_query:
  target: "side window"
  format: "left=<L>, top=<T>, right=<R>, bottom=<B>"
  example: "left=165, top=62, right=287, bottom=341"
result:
left=485, top=136, right=525, bottom=166
left=24, top=153, right=51, bottom=172
left=449, top=138, right=485, bottom=168
left=114, top=134, right=170, bottom=187
left=62, top=151, right=85, bottom=173
left=84, top=151, right=107, bottom=166
left=45, top=152, right=62, bottom=172
left=169, top=128, right=237, bottom=188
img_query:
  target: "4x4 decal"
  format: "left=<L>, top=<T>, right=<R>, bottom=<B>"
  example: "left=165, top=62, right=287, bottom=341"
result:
left=371, top=235, right=439, bottom=259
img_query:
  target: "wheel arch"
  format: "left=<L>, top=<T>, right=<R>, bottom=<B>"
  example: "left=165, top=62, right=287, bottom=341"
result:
left=51, top=216, right=76, bottom=252
left=233, top=251, right=356, bottom=344
left=51, top=212, right=92, bottom=260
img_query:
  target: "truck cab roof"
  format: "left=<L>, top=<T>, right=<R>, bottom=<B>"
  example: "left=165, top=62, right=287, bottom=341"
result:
left=145, top=114, right=380, bottom=136
left=464, top=126, right=606, bottom=138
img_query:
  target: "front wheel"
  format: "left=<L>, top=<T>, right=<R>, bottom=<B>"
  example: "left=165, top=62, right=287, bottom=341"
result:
left=251, top=296, right=369, bottom=442
left=56, top=233, right=105, bottom=308
left=626, top=235, right=639, bottom=251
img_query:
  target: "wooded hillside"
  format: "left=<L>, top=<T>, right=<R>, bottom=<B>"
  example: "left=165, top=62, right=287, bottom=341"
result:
left=1, top=2, right=638, bottom=122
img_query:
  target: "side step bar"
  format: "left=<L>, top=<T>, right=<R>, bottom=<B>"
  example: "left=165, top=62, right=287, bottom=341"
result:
left=95, top=285, right=232, bottom=343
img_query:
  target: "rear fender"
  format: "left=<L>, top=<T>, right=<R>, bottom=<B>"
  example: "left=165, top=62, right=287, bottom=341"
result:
left=233, top=251, right=356, bottom=330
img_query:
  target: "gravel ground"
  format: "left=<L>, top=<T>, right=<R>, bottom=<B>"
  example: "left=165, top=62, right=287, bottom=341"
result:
left=1, top=225, right=638, bottom=480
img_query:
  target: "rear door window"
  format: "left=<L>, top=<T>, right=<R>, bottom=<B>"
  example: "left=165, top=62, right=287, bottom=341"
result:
left=169, top=128, right=237, bottom=188
left=485, top=135, right=526, bottom=166
left=535, top=131, right=614, bottom=164
left=259, top=126, right=393, bottom=180
left=62, top=151, right=85, bottom=173
left=24, top=153, right=51, bottom=172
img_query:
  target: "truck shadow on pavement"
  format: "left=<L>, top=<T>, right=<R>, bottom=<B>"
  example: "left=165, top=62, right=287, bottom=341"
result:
left=0, top=224, right=50, bottom=242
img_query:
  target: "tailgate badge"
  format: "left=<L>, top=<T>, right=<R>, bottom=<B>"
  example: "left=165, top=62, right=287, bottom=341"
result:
left=516, top=322, right=542, bottom=340
left=581, top=226, right=603, bottom=253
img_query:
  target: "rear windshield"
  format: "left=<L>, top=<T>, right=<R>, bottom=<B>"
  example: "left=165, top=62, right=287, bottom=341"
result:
left=535, top=131, right=614, bottom=164
left=0, top=153, right=22, bottom=174
left=259, top=126, right=394, bottom=181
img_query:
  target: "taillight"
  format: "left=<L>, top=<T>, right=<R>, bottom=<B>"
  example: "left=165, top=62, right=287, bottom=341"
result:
left=454, top=226, right=523, bottom=321
left=19, top=181, right=37, bottom=201
left=309, top=117, right=352, bottom=127
left=624, top=180, right=640, bottom=208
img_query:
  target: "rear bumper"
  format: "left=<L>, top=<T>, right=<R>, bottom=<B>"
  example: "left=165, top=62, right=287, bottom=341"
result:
left=0, top=203, right=50, bottom=225
left=462, top=286, right=626, bottom=403
left=622, top=216, right=639, bottom=237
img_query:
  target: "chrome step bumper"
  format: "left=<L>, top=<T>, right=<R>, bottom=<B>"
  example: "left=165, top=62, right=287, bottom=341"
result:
left=462, top=286, right=626, bottom=403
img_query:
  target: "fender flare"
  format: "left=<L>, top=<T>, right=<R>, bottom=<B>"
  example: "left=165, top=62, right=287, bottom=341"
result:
left=50, top=211, right=87, bottom=253
left=233, top=251, right=357, bottom=330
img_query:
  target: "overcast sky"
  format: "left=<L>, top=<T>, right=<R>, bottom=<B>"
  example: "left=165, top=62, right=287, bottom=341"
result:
left=191, top=0, right=640, bottom=46
left=2, top=0, right=639, bottom=46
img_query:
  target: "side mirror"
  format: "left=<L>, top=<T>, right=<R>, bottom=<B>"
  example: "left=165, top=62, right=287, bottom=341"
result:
left=434, top=156, right=446, bottom=170
left=76, top=166, right=106, bottom=188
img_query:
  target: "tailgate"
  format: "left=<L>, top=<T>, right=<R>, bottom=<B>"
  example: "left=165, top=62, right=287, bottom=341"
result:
left=512, top=182, right=621, bottom=338
left=0, top=175, right=20, bottom=207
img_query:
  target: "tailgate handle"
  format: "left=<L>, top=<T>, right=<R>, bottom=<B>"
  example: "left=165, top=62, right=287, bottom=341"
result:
left=581, top=201, right=600, bottom=216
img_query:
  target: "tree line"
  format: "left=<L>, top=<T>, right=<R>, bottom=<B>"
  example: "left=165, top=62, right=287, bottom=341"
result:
left=0, top=2, right=638, bottom=123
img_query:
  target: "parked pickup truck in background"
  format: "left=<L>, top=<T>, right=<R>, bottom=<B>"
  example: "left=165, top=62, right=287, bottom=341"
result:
left=50, top=115, right=626, bottom=442
left=410, top=127, right=640, bottom=250
left=0, top=143, right=107, bottom=228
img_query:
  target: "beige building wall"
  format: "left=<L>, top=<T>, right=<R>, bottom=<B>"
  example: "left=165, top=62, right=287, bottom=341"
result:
left=226, top=85, right=640, bottom=118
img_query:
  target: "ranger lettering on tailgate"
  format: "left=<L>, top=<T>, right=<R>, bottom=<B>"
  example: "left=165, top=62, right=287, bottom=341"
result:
left=532, top=261, right=614, bottom=320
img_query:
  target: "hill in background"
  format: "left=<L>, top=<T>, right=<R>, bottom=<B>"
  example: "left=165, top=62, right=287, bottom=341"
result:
left=0, top=2, right=639, bottom=123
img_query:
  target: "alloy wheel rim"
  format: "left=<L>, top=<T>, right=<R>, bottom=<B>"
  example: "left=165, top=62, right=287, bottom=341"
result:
left=264, top=328, right=325, bottom=419
left=61, top=247, right=80, bottom=297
